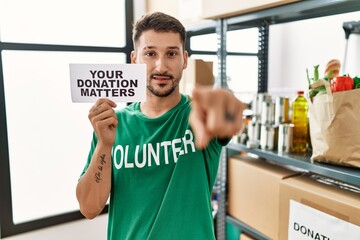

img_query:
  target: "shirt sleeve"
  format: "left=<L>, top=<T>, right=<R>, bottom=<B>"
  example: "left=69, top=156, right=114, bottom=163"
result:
left=202, top=137, right=229, bottom=189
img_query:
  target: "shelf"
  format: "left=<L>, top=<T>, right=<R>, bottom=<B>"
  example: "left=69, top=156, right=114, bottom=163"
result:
left=187, top=0, right=360, bottom=33
left=227, top=143, right=360, bottom=187
left=226, top=0, right=360, bottom=27
left=226, top=215, right=270, bottom=240
left=207, top=2, right=360, bottom=240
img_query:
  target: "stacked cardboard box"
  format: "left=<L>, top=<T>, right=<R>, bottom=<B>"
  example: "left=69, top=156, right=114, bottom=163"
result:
left=179, top=59, right=214, bottom=96
left=279, top=174, right=360, bottom=240
left=227, top=155, right=299, bottom=239
left=227, top=155, right=360, bottom=240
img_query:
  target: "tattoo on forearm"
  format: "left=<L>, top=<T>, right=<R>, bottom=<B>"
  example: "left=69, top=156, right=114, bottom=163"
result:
left=100, top=154, right=106, bottom=165
left=95, top=154, right=107, bottom=183
left=94, top=172, right=102, bottom=183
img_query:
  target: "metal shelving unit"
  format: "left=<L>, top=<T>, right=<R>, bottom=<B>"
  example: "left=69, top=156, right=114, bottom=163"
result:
left=225, top=142, right=360, bottom=239
left=227, top=215, right=270, bottom=240
left=228, top=143, right=360, bottom=187
left=211, top=1, right=360, bottom=239
left=215, top=17, right=229, bottom=240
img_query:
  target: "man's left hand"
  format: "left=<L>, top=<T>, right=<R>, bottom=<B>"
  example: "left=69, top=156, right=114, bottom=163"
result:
left=189, top=87, right=246, bottom=149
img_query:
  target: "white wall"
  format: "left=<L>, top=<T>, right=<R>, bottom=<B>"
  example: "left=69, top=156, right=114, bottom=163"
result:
left=268, top=11, right=360, bottom=99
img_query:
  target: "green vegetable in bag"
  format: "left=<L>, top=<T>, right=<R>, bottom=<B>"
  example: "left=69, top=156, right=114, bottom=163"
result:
left=353, top=76, right=360, bottom=89
left=307, top=64, right=327, bottom=97
left=314, top=64, right=319, bottom=81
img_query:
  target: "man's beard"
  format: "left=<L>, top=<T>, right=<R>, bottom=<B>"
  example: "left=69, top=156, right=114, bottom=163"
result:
left=147, top=73, right=179, bottom=97
left=147, top=82, right=178, bottom=97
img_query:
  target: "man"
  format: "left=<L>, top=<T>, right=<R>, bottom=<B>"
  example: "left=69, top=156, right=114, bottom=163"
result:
left=76, top=12, right=245, bottom=240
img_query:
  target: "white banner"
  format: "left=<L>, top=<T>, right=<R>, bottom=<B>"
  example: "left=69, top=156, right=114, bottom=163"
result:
left=288, top=200, right=360, bottom=240
left=70, top=63, right=146, bottom=103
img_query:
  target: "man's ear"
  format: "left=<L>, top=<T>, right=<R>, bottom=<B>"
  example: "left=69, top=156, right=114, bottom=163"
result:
left=130, top=51, right=137, bottom=63
left=183, top=51, right=189, bottom=69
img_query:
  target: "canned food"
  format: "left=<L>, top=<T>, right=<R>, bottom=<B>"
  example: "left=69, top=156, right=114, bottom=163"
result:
left=253, top=93, right=269, bottom=122
left=261, top=98, right=275, bottom=125
left=260, top=124, right=276, bottom=150
left=274, top=96, right=290, bottom=125
left=247, top=121, right=261, bottom=148
left=282, top=97, right=290, bottom=123
left=278, top=123, right=294, bottom=153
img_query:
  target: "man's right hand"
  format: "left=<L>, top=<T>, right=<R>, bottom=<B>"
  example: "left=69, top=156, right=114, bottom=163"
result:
left=88, top=98, right=118, bottom=146
left=77, top=98, right=117, bottom=219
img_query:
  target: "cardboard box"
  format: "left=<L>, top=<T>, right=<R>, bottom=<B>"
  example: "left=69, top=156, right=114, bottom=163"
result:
left=279, top=174, right=360, bottom=240
left=202, top=0, right=300, bottom=19
left=227, top=155, right=299, bottom=239
left=146, top=0, right=179, bottom=20
left=180, top=59, right=214, bottom=95
left=239, top=233, right=256, bottom=240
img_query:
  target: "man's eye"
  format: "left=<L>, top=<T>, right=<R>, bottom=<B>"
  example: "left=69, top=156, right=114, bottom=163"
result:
left=145, top=52, right=156, bottom=57
left=168, top=52, right=177, bottom=57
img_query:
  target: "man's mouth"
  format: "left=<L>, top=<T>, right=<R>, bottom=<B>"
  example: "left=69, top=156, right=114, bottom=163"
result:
left=151, top=74, right=173, bottom=83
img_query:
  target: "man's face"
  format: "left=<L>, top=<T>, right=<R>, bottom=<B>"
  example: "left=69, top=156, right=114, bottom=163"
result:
left=131, top=30, right=188, bottom=97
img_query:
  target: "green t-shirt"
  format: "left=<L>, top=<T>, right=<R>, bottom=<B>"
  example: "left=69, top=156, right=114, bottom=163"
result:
left=81, top=94, right=226, bottom=240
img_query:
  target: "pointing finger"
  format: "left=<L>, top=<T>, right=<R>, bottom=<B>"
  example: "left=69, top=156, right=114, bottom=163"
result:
left=189, top=96, right=211, bottom=149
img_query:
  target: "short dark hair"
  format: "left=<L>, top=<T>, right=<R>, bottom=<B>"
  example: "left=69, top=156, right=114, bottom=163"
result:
left=132, top=12, right=187, bottom=51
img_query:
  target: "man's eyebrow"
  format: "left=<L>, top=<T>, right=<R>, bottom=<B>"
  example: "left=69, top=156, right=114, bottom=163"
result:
left=142, top=46, right=156, bottom=50
left=142, top=46, right=181, bottom=50
left=167, top=46, right=181, bottom=50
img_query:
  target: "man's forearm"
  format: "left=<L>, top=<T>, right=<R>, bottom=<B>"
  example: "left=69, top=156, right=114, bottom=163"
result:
left=76, top=143, right=112, bottom=219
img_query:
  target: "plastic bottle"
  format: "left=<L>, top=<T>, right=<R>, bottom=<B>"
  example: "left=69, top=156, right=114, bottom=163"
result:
left=291, top=91, right=308, bottom=153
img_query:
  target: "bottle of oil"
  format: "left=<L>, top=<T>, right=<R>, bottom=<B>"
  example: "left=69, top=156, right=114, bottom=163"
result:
left=291, top=91, right=308, bottom=153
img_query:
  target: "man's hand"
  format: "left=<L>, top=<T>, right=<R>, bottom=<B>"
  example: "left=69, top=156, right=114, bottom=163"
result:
left=88, top=98, right=118, bottom=147
left=189, top=87, right=246, bottom=149
left=77, top=98, right=117, bottom=219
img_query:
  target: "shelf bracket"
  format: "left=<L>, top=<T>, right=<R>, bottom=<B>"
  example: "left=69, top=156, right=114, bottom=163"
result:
left=258, top=19, right=270, bottom=93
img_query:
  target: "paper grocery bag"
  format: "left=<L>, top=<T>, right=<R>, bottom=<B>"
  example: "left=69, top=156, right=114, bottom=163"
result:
left=308, top=80, right=360, bottom=168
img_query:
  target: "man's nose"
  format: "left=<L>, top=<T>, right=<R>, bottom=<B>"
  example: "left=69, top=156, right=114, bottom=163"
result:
left=155, top=56, right=167, bottom=72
